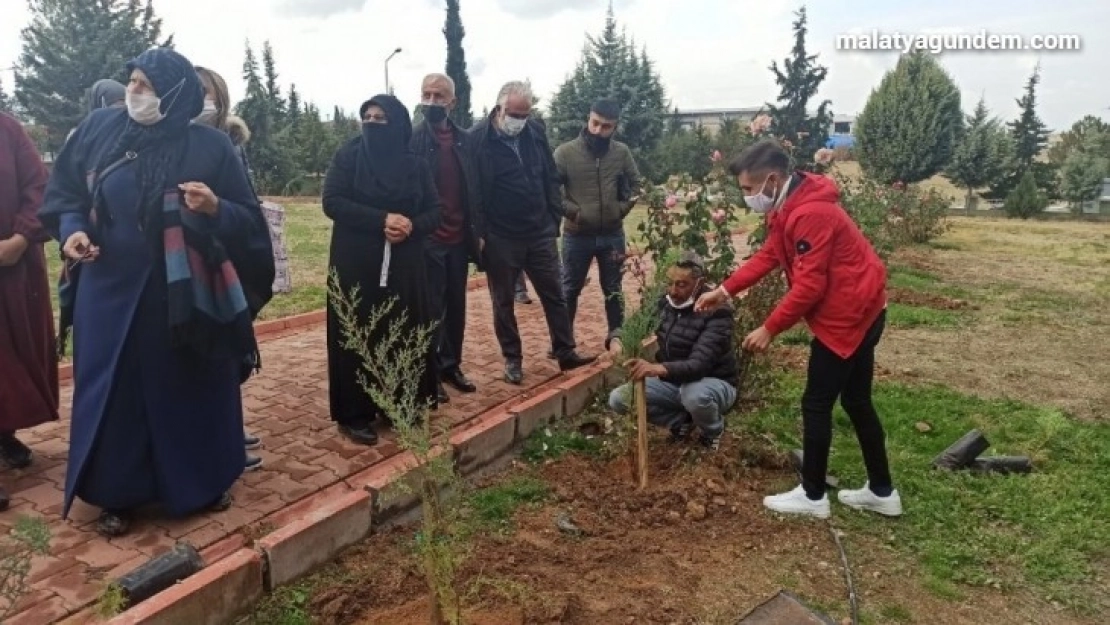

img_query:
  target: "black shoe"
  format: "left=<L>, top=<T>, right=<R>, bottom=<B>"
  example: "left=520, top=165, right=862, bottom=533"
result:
left=208, top=492, right=233, bottom=512
left=558, top=352, right=598, bottom=372
left=97, top=510, right=132, bottom=537
left=0, top=433, right=32, bottom=469
left=437, top=383, right=451, bottom=404
left=338, top=422, right=379, bottom=446
left=442, top=369, right=476, bottom=393
left=669, top=419, right=694, bottom=444
left=504, top=361, right=524, bottom=385
left=244, top=454, right=263, bottom=471
left=244, top=432, right=261, bottom=450
left=0, top=486, right=9, bottom=512
left=698, top=430, right=723, bottom=452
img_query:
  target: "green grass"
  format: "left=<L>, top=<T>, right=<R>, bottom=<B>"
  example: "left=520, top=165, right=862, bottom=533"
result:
left=461, top=476, right=549, bottom=534
left=520, top=423, right=605, bottom=464
left=886, top=303, right=963, bottom=328
left=740, top=376, right=1110, bottom=613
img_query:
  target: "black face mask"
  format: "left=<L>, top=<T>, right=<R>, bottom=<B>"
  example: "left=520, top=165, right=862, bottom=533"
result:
left=584, top=129, right=611, bottom=154
left=423, top=104, right=448, bottom=124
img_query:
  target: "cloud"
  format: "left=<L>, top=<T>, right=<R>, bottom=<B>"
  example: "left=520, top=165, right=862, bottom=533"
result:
left=494, top=0, right=599, bottom=20
left=273, top=0, right=365, bottom=19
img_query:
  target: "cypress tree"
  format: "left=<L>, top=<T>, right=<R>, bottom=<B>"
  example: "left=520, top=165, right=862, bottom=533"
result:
left=443, top=0, right=473, bottom=127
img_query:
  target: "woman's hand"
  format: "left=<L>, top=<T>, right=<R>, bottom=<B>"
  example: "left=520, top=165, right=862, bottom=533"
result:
left=178, top=182, right=219, bottom=216
left=0, top=234, right=29, bottom=267
left=384, top=213, right=412, bottom=243
left=62, top=231, right=100, bottom=262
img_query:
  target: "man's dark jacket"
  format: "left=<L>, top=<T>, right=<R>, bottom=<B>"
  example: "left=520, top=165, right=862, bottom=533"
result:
left=410, top=117, right=483, bottom=265
left=468, top=111, right=564, bottom=242
left=609, top=286, right=739, bottom=387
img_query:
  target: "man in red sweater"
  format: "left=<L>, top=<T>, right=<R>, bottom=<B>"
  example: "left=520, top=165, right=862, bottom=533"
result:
left=695, top=139, right=901, bottom=519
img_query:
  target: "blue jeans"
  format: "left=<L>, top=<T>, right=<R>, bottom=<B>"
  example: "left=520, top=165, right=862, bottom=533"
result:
left=609, top=377, right=737, bottom=436
left=561, top=231, right=626, bottom=336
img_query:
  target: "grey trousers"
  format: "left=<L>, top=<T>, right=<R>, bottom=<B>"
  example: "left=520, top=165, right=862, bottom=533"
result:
left=609, top=377, right=737, bottom=436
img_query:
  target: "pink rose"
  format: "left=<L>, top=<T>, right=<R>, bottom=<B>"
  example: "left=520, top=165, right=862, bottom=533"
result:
left=711, top=209, right=727, bottom=225
left=748, top=113, right=772, bottom=135
left=711, top=150, right=723, bottom=163
left=664, top=195, right=677, bottom=209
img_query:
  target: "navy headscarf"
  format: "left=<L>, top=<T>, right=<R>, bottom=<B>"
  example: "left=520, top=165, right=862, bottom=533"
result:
left=354, top=94, right=419, bottom=204
left=94, top=47, right=204, bottom=234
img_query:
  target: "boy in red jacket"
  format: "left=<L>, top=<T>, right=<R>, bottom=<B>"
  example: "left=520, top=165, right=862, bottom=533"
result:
left=696, top=139, right=901, bottom=519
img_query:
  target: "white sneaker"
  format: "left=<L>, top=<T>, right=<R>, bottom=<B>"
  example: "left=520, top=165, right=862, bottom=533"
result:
left=837, top=482, right=903, bottom=517
left=763, top=485, right=830, bottom=519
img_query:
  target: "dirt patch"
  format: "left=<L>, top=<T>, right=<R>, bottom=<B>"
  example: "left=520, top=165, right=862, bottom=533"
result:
left=879, top=220, right=1110, bottom=421
left=281, top=427, right=1094, bottom=625
left=887, top=287, right=970, bottom=310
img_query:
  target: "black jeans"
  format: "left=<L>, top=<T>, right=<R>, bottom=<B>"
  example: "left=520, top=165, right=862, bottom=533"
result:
left=484, top=233, right=576, bottom=363
left=801, top=310, right=893, bottom=499
left=561, top=231, right=626, bottom=337
left=425, top=239, right=469, bottom=375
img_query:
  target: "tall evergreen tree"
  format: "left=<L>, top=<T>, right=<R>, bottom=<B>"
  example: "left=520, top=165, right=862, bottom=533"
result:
left=989, top=66, right=1055, bottom=199
left=546, top=3, right=668, bottom=157
left=287, top=84, right=302, bottom=130
left=1047, top=115, right=1110, bottom=166
left=443, top=0, right=473, bottom=128
left=0, top=79, right=12, bottom=113
left=854, top=51, right=961, bottom=185
left=262, top=41, right=286, bottom=122
left=15, top=0, right=171, bottom=149
left=945, top=98, right=1014, bottom=209
left=235, top=41, right=293, bottom=193
left=765, top=6, right=832, bottom=169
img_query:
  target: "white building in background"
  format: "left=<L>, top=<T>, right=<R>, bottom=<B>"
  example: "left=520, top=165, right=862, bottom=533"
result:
left=669, top=107, right=857, bottom=141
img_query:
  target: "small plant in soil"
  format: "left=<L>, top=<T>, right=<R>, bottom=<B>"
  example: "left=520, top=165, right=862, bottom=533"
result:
left=328, top=269, right=463, bottom=625
left=0, top=516, right=50, bottom=620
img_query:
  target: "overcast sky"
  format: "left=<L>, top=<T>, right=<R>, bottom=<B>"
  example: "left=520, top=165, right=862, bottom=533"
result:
left=0, top=0, right=1106, bottom=131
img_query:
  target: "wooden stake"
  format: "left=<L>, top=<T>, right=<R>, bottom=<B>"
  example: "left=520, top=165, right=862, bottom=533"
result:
left=634, top=379, right=649, bottom=489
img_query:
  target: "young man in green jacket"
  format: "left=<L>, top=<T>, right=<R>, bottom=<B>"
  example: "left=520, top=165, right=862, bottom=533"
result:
left=554, top=98, right=641, bottom=344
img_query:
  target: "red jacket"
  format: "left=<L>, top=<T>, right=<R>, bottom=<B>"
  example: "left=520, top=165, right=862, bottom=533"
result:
left=722, top=172, right=886, bottom=359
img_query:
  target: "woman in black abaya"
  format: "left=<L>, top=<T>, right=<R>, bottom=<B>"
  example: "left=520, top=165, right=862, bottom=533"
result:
left=322, top=94, right=442, bottom=445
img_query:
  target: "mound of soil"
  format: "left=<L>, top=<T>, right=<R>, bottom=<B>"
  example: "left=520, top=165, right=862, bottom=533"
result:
left=311, top=432, right=848, bottom=625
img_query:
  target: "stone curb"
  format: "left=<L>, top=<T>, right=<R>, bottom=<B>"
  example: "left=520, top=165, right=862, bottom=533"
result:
left=103, top=360, right=611, bottom=623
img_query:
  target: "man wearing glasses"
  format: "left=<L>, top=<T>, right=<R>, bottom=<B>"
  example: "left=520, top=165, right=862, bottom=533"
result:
left=470, top=80, right=596, bottom=385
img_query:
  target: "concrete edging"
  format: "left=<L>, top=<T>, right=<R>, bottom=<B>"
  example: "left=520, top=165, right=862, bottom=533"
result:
left=104, top=360, right=611, bottom=623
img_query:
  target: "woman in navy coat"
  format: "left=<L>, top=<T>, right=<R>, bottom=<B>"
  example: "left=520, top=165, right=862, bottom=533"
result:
left=40, top=48, right=274, bottom=536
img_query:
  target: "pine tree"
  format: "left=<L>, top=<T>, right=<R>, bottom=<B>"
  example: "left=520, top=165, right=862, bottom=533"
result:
left=235, top=41, right=293, bottom=194
left=855, top=51, right=962, bottom=185
left=443, top=0, right=473, bottom=128
left=262, top=41, right=286, bottom=122
left=0, top=79, right=12, bottom=113
left=988, top=66, right=1055, bottom=199
left=546, top=2, right=668, bottom=157
left=1004, top=170, right=1048, bottom=218
left=15, top=0, right=170, bottom=149
left=287, top=84, right=302, bottom=131
left=766, top=6, right=832, bottom=169
left=945, top=98, right=1014, bottom=209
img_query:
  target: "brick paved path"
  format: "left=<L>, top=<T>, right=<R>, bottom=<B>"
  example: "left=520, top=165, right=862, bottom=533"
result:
left=0, top=264, right=626, bottom=624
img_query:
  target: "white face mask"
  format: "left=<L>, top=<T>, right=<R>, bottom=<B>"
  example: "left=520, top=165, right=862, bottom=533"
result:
left=500, top=115, right=527, bottom=137
left=744, top=176, right=782, bottom=214
left=126, top=91, right=165, bottom=126
left=194, top=99, right=218, bottom=125
left=666, top=293, right=696, bottom=309
left=125, top=78, right=185, bottom=127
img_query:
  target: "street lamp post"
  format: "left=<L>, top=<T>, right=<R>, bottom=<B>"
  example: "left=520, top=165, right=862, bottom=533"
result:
left=384, top=47, right=402, bottom=95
